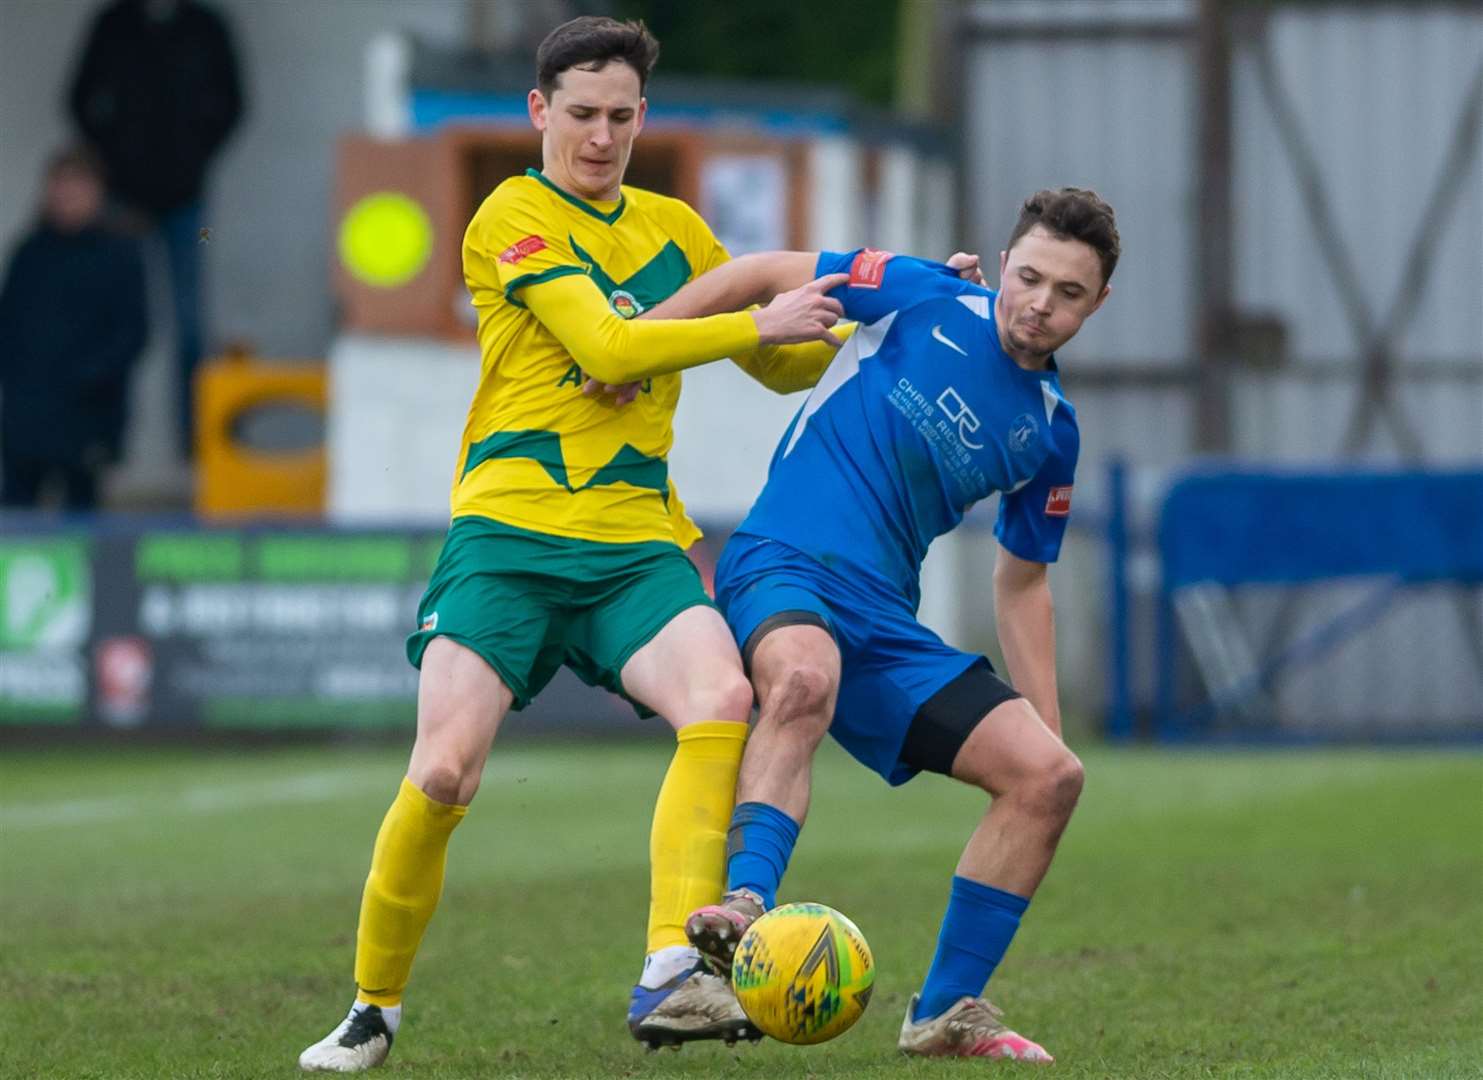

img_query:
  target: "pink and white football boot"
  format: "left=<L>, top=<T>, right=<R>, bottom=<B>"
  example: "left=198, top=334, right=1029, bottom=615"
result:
left=683, top=887, right=766, bottom=977
left=897, top=994, right=1054, bottom=1063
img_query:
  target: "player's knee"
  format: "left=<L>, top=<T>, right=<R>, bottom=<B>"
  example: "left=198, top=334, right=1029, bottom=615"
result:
left=408, top=752, right=484, bottom=805
left=412, top=764, right=465, bottom=805
left=685, top=668, right=755, bottom=724
left=761, top=662, right=834, bottom=737
left=1029, top=749, right=1084, bottom=822
left=718, top=668, right=758, bottom=721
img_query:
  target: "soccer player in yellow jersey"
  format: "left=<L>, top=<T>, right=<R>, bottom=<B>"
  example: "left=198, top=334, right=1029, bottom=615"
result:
left=299, top=16, right=848, bottom=1072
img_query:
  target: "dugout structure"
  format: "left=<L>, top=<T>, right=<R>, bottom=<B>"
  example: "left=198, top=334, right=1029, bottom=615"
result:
left=1107, top=465, right=1483, bottom=743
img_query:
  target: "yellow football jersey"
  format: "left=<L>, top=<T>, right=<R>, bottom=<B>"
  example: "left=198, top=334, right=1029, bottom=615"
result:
left=456, top=168, right=771, bottom=548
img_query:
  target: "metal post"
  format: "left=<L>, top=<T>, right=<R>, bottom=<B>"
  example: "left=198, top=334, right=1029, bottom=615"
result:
left=1107, top=460, right=1134, bottom=741
left=1194, top=0, right=1233, bottom=453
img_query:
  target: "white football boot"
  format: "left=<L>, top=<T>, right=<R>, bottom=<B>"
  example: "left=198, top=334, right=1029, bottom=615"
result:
left=298, top=1003, right=394, bottom=1072
left=627, top=962, right=762, bottom=1050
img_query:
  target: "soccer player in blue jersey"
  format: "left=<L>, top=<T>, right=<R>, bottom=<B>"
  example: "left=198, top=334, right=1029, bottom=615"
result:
left=652, top=188, right=1119, bottom=1062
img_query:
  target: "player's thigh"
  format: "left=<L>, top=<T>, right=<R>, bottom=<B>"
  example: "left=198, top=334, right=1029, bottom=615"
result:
left=831, top=610, right=999, bottom=785
left=407, top=636, right=515, bottom=803
left=715, top=534, right=839, bottom=689
left=565, top=540, right=739, bottom=727
left=949, top=694, right=1081, bottom=802
left=717, top=535, right=844, bottom=729
left=619, top=604, right=753, bottom=729
left=406, top=517, right=567, bottom=714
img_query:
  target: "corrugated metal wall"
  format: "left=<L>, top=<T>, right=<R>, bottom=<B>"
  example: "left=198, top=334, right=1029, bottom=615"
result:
left=1231, top=5, right=1483, bottom=462
left=964, top=3, right=1196, bottom=370
left=964, top=0, right=1482, bottom=467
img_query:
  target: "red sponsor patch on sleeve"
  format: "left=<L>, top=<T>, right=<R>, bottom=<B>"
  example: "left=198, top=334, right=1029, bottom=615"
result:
left=1045, top=486, right=1073, bottom=517
left=848, top=248, right=893, bottom=289
left=498, top=234, right=547, bottom=265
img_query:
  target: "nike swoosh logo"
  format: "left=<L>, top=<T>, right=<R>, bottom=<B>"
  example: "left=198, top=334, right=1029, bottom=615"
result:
left=931, top=324, right=967, bottom=356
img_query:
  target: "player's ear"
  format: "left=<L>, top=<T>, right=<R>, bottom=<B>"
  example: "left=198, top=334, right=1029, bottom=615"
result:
left=1089, top=283, right=1111, bottom=315
left=998, top=249, right=1009, bottom=283
left=528, top=88, right=548, bottom=132
left=633, top=97, right=647, bottom=137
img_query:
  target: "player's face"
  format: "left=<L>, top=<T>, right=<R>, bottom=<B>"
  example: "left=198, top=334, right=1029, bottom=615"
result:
left=995, top=225, right=1110, bottom=367
left=42, top=166, right=104, bottom=233
left=529, top=62, right=646, bottom=202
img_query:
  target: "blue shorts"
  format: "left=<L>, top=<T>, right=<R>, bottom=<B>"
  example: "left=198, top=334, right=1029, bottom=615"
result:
left=715, top=532, right=990, bottom=785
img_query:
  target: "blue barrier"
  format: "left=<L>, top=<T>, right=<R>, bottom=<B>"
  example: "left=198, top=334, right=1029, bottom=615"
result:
left=1148, top=467, right=1483, bottom=741
left=1159, top=469, right=1483, bottom=589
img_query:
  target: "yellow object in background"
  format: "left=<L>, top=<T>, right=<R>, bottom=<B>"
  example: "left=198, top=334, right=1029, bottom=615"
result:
left=338, top=191, right=434, bottom=288
left=195, top=353, right=326, bottom=519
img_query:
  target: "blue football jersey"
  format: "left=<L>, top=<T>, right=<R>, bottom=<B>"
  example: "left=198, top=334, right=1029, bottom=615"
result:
left=734, top=249, right=1080, bottom=605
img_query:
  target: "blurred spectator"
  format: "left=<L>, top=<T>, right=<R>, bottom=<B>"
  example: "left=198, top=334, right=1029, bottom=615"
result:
left=0, top=148, right=148, bottom=511
left=68, top=0, right=244, bottom=459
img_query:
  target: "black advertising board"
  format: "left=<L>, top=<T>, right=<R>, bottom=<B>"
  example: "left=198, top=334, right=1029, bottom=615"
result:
left=0, top=521, right=727, bottom=735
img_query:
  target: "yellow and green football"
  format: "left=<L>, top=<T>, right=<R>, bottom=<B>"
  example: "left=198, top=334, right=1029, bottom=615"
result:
left=731, top=902, right=875, bottom=1045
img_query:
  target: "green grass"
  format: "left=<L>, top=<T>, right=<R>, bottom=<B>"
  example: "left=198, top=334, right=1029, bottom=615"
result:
left=2, top=740, right=1480, bottom=1079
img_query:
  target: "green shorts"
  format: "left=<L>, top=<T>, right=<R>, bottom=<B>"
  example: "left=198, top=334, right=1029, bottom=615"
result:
left=406, top=515, right=714, bottom=713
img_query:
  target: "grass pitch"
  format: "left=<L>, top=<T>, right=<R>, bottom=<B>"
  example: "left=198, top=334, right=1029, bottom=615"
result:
left=2, top=738, right=1479, bottom=1079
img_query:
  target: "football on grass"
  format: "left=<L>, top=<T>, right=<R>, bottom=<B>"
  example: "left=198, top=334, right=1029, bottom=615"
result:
left=731, top=902, right=875, bottom=1045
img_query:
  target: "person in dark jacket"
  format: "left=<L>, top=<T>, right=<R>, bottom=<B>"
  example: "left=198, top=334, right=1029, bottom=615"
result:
left=0, top=147, right=148, bottom=510
left=68, top=0, right=243, bottom=458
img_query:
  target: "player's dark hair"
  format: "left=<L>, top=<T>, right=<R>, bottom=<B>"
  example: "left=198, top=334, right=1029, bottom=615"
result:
left=536, top=16, right=659, bottom=100
left=1007, top=188, right=1120, bottom=285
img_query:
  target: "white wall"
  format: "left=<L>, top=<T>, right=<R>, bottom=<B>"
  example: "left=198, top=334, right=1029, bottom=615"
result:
left=0, top=1, right=98, bottom=249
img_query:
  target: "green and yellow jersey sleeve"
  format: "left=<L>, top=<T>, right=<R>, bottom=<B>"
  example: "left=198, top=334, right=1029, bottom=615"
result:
left=520, top=273, right=757, bottom=385
left=730, top=330, right=854, bottom=395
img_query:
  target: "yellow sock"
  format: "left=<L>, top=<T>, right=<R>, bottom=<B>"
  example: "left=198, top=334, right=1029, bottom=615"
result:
left=353, top=777, right=468, bottom=1006
left=647, top=720, right=748, bottom=953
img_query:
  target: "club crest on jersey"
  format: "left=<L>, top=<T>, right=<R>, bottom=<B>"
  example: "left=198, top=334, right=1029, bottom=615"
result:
left=498, top=234, right=546, bottom=265
left=1045, top=486, right=1073, bottom=517
left=849, top=248, right=893, bottom=289
left=1008, top=413, right=1039, bottom=453
left=609, top=289, right=643, bottom=318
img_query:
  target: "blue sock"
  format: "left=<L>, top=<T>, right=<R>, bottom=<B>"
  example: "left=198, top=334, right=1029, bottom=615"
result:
left=913, top=876, right=1030, bottom=1022
left=725, top=801, right=799, bottom=910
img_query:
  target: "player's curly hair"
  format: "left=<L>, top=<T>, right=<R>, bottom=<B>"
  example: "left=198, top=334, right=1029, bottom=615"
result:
left=1008, top=188, right=1121, bottom=285
left=536, top=16, right=660, bottom=99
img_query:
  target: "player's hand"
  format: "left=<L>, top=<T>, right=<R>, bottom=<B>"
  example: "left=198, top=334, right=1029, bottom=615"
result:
left=580, top=376, right=643, bottom=407
left=752, top=273, right=849, bottom=347
left=946, top=251, right=986, bottom=286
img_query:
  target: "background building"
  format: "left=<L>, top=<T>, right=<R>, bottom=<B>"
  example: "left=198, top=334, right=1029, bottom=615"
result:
left=0, top=0, right=1478, bottom=737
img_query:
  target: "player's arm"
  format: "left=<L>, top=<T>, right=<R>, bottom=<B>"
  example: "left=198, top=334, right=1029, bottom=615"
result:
left=992, top=419, right=1079, bottom=738
left=636, top=246, right=978, bottom=395
left=470, top=192, right=837, bottom=386
left=993, top=546, right=1063, bottom=738
left=644, top=250, right=984, bottom=322
left=628, top=253, right=844, bottom=394
left=727, top=332, right=856, bottom=394
left=643, top=252, right=824, bottom=319
left=521, top=271, right=842, bottom=385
